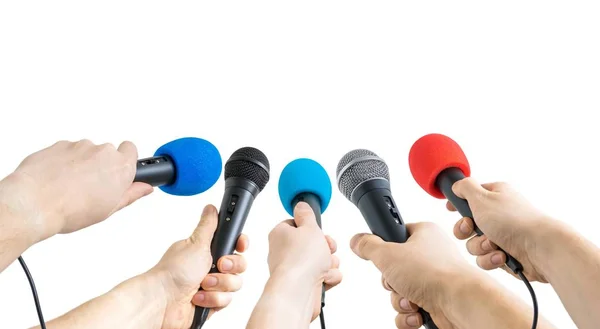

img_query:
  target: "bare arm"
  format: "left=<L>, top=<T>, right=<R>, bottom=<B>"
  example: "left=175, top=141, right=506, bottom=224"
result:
left=0, top=199, right=38, bottom=272
left=29, top=272, right=167, bottom=329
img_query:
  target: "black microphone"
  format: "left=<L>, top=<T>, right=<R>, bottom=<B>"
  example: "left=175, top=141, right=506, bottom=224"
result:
left=192, top=147, right=270, bottom=329
left=336, top=149, right=439, bottom=329
left=133, top=137, right=223, bottom=196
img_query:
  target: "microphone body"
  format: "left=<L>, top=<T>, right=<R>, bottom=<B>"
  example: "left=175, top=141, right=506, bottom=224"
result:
left=436, top=168, right=523, bottom=272
left=291, top=192, right=325, bottom=306
left=351, top=179, right=437, bottom=329
left=134, top=156, right=176, bottom=186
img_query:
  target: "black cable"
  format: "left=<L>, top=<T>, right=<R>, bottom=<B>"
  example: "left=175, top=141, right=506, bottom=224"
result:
left=18, top=256, right=47, bottom=329
left=319, top=307, right=325, bottom=329
left=517, top=271, right=538, bottom=329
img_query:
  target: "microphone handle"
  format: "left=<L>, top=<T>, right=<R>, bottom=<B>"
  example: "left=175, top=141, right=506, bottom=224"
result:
left=191, top=178, right=259, bottom=329
left=437, top=168, right=523, bottom=273
left=134, top=155, right=175, bottom=186
left=354, top=179, right=438, bottom=329
left=291, top=193, right=326, bottom=307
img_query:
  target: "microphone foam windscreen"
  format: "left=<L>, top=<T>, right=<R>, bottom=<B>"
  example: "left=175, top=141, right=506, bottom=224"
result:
left=408, top=133, right=471, bottom=199
left=278, top=158, right=332, bottom=216
left=154, top=137, right=222, bottom=196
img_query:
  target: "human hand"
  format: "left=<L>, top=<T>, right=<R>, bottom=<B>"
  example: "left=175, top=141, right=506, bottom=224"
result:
left=351, top=222, right=478, bottom=329
left=150, top=205, right=248, bottom=328
left=0, top=139, right=153, bottom=242
left=449, top=178, right=551, bottom=282
left=267, top=202, right=342, bottom=320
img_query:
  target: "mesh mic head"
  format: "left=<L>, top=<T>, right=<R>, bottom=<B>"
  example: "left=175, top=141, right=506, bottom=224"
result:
left=154, top=137, right=222, bottom=196
left=336, top=149, right=390, bottom=201
left=408, top=133, right=471, bottom=199
left=224, top=147, right=270, bottom=191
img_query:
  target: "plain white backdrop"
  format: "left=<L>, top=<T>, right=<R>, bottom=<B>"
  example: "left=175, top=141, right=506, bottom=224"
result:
left=1, top=1, right=599, bottom=328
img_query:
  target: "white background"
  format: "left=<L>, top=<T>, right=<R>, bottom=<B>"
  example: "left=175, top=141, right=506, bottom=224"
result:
left=1, top=1, right=599, bottom=328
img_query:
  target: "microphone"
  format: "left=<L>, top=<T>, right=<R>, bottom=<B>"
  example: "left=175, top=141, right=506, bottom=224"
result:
left=192, top=146, right=270, bottom=329
left=407, top=133, right=523, bottom=272
left=278, top=158, right=333, bottom=318
left=336, top=149, right=439, bottom=329
left=134, top=137, right=222, bottom=196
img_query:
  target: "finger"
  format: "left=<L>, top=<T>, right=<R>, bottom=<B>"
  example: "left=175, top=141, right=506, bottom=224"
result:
left=236, top=234, right=249, bottom=253
left=330, top=254, right=340, bottom=269
left=189, top=205, right=219, bottom=251
left=452, top=177, right=488, bottom=200
left=192, top=291, right=233, bottom=309
left=280, top=219, right=296, bottom=227
left=117, top=141, right=138, bottom=163
left=395, top=312, right=423, bottom=329
left=381, top=275, right=392, bottom=291
left=201, top=273, right=243, bottom=292
left=453, top=217, right=475, bottom=240
left=446, top=201, right=457, bottom=212
left=324, top=269, right=343, bottom=290
left=391, top=293, right=419, bottom=314
left=481, top=182, right=511, bottom=192
left=350, top=233, right=385, bottom=262
left=476, top=251, right=506, bottom=270
left=293, top=202, right=318, bottom=227
left=325, top=235, right=337, bottom=253
left=217, top=254, right=248, bottom=274
left=112, top=182, right=154, bottom=213
left=466, top=235, right=498, bottom=256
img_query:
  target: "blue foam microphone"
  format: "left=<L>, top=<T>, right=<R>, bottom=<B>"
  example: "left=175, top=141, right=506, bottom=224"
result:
left=134, top=137, right=222, bottom=196
left=278, top=158, right=332, bottom=311
left=192, top=147, right=270, bottom=329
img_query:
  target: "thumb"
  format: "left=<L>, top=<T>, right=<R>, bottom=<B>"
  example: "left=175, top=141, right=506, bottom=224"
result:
left=452, top=177, right=487, bottom=200
left=350, top=233, right=385, bottom=263
left=293, top=202, right=318, bottom=228
left=189, top=205, right=218, bottom=251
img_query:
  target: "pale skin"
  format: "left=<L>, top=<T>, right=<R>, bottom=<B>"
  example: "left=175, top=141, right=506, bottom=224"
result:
left=29, top=205, right=248, bottom=329
left=246, top=202, right=343, bottom=329
left=448, top=178, right=600, bottom=329
left=350, top=222, right=557, bottom=329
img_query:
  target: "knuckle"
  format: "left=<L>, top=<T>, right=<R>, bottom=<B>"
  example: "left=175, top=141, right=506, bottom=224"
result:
left=98, top=143, right=116, bottom=152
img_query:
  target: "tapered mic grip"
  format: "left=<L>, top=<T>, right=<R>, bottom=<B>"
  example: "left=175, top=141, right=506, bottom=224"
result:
left=436, top=168, right=523, bottom=273
left=291, top=193, right=326, bottom=307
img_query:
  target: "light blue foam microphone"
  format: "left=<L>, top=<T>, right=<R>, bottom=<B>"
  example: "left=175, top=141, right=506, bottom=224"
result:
left=278, top=158, right=332, bottom=327
left=134, top=137, right=222, bottom=195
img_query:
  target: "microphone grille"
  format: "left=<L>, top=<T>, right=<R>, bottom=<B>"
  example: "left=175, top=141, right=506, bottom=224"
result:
left=336, top=149, right=390, bottom=201
left=225, top=147, right=270, bottom=191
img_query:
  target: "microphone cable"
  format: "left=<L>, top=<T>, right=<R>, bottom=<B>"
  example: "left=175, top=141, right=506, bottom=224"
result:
left=516, top=270, right=538, bottom=329
left=18, top=256, right=47, bottom=329
left=319, top=303, right=326, bottom=329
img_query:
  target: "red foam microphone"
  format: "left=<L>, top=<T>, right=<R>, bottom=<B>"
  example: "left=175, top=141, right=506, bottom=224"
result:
left=408, top=133, right=521, bottom=272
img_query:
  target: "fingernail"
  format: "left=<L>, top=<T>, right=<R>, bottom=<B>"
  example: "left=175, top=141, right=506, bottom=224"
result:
left=406, top=314, right=419, bottom=327
left=295, top=202, right=310, bottom=210
left=459, top=220, right=471, bottom=234
left=491, top=253, right=504, bottom=265
left=204, top=276, right=218, bottom=287
left=195, top=292, right=205, bottom=302
left=221, top=258, right=233, bottom=271
left=400, top=298, right=412, bottom=311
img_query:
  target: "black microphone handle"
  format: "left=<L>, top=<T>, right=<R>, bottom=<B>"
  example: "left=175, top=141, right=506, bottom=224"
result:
left=436, top=168, right=523, bottom=273
left=134, top=155, right=176, bottom=186
left=291, top=193, right=326, bottom=308
left=191, top=177, right=260, bottom=329
left=353, top=179, right=438, bottom=329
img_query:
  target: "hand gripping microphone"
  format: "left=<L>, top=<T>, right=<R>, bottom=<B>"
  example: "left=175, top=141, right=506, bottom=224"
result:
left=408, top=133, right=538, bottom=329
left=192, top=147, right=270, bottom=329
left=336, top=149, right=439, bottom=329
left=22, top=137, right=222, bottom=329
left=278, top=158, right=333, bottom=329
left=134, top=137, right=223, bottom=195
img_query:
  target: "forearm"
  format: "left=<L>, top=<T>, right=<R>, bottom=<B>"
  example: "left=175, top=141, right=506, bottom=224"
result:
left=30, top=272, right=167, bottom=329
left=246, top=273, right=314, bottom=329
left=0, top=202, right=37, bottom=272
left=445, top=270, right=555, bottom=329
left=533, top=220, right=600, bottom=329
